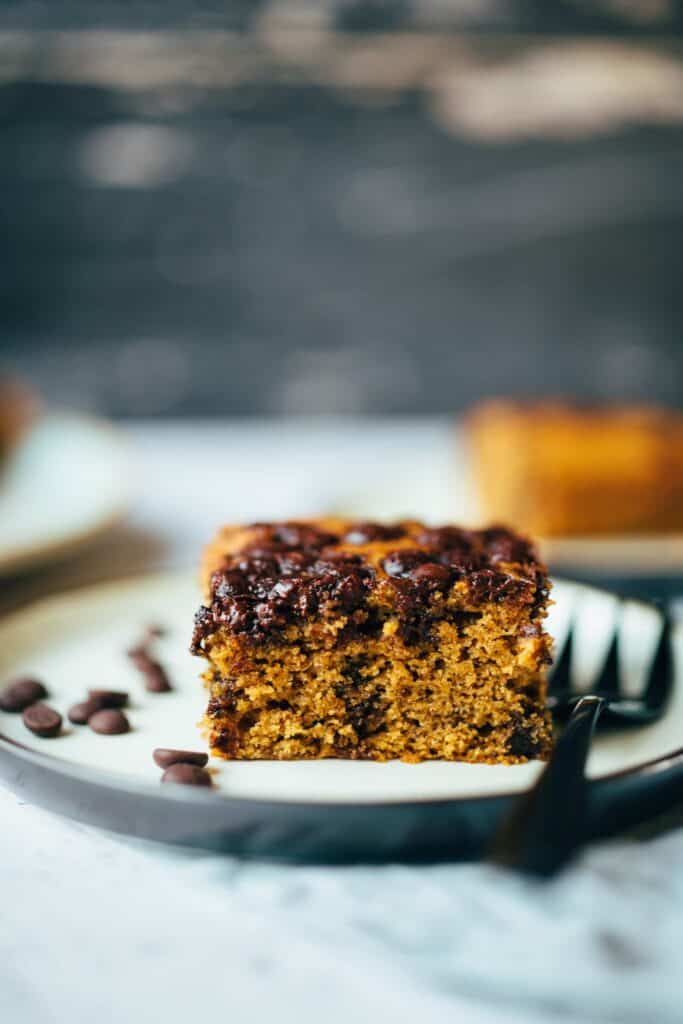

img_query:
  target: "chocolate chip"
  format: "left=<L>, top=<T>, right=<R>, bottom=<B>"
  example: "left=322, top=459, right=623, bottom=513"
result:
left=409, top=562, right=452, bottom=586
left=417, top=526, right=475, bottom=551
left=382, top=549, right=429, bottom=578
left=214, top=570, right=248, bottom=599
left=22, top=703, right=62, bottom=738
left=88, top=689, right=129, bottom=708
left=145, top=624, right=166, bottom=639
left=247, top=523, right=338, bottom=552
left=343, top=522, right=406, bottom=544
left=276, top=551, right=310, bottom=575
left=0, top=678, right=48, bottom=712
left=234, top=554, right=280, bottom=577
left=468, top=569, right=528, bottom=604
left=507, top=725, right=540, bottom=759
left=128, top=648, right=172, bottom=692
left=190, top=606, right=213, bottom=653
left=70, top=688, right=130, bottom=724
left=89, top=709, right=130, bottom=735
left=68, top=697, right=107, bottom=725
left=153, top=748, right=209, bottom=769
left=142, top=660, right=172, bottom=693
left=127, top=645, right=149, bottom=667
left=482, top=526, right=535, bottom=565
left=161, top=763, right=212, bottom=787
left=266, top=699, right=291, bottom=711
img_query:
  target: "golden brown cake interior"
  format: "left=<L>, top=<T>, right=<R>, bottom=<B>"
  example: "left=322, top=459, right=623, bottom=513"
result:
left=192, top=519, right=552, bottom=764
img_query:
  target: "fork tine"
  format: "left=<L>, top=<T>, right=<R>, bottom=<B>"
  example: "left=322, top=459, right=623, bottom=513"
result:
left=549, top=622, right=574, bottom=693
left=593, top=616, right=621, bottom=695
left=643, top=610, right=674, bottom=711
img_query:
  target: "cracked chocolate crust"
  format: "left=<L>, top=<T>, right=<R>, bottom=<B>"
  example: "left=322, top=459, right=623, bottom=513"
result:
left=191, top=518, right=549, bottom=650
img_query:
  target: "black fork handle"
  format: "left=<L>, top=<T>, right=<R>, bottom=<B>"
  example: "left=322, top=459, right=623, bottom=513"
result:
left=489, top=695, right=606, bottom=877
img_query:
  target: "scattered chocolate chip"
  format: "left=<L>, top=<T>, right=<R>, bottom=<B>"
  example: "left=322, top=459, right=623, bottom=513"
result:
left=89, top=709, right=130, bottom=735
left=88, top=689, right=129, bottom=708
left=142, top=659, right=172, bottom=693
left=153, top=747, right=209, bottom=769
left=128, top=647, right=172, bottom=692
left=127, top=644, right=149, bottom=667
left=145, top=624, right=166, bottom=639
left=68, top=697, right=107, bottom=725
left=69, top=689, right=129, bottom=724
left=161, top=763, right=212, bottom=787
left=22, top=703, right=62, bottom=738
left=0, top=677, right=48, bottom=712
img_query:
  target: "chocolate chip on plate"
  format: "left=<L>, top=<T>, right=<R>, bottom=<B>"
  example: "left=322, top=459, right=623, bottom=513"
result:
left=143, top=661, right=172, bottom=693
left=68, top=697, right=107, bottom=725
left=0, top=677, right=48, bottom=712
left=136, top=655, right=172, bottom=693
left=89, top=709, right=130, bottom=735
left=127, top=644, right=148, bottom=665
left=22, top=703, right=62, bottom=738
left=127, top=644, right=172, bottom=692
left=69, top=690, right=128, bottom=725
left=153, top=748, right=209, bottom=770
left=161, top=763, right=212, bottom=787
left=88, top=689, right=129, bottom=708
left=145, top=624, right=166, bottom=639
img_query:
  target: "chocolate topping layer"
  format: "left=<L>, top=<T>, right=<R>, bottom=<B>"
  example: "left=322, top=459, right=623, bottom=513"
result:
left=192, top=520, right=546, bottom=649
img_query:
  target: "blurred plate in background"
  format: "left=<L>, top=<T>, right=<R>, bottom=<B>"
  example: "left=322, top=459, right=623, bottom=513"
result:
left=337, top=425, right=683, bottom=578
left=0, top=412, right=128, bottom=576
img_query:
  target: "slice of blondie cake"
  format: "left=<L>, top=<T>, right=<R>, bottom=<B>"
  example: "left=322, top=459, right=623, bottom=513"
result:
left=191, top=520, right=552, bottom=763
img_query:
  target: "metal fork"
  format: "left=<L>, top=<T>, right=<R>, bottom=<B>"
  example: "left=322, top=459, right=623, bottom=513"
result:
left=490, top=601, right=675, bottom=878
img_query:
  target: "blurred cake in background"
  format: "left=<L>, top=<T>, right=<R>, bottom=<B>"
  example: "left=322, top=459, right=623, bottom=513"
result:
left=0, top=379, right=39, bottom=463
left=467, top=400, right=683, bottom=537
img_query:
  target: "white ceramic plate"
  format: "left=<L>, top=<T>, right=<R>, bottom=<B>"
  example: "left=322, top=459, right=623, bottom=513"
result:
left=0, top=412, right=129, bottom=575
left=0, top=571, right=679, bottom=803
left=1, top=570, right=680, bottom=860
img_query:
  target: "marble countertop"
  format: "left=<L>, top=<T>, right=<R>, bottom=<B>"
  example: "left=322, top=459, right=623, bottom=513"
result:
left=3, top=417, right=683, bottom=1024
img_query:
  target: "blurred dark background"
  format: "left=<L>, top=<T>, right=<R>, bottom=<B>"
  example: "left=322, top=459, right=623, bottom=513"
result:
left=1, top=2, right=682, bottom=417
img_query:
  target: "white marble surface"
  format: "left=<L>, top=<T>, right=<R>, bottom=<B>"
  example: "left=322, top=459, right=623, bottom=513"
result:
left=3, top=417, right=683, bottom=1024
